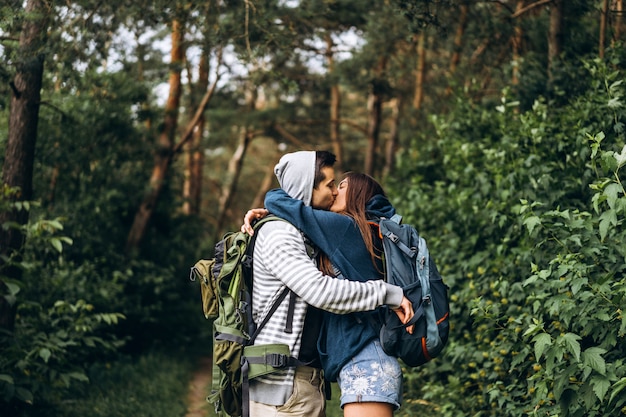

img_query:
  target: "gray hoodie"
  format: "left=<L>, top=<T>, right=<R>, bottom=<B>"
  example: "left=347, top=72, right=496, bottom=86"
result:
left=273, top=150, right=315, bottom=206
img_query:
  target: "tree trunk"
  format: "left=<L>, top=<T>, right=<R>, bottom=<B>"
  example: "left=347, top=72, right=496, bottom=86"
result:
left=614, top=0, right=623, bottom=43
left=364, top=92, right=383, bottom=176
left=326, top=34, right=343, bottom=171
left=449, top=3, right=468, bottom=75
left=364, top=57, right=387, bottom=176
left=600, top=0, right=610, bottom=58
left=413, top=31, right=426, bottom=110
left=183, top=51, right=209, bottom=215
left=547, top=0, right=563, bottom=84
left=126, top=18, right=184, bottom=253
left=214, top=128, right=253, bottom=238
left=383, top=97, right=401, bottom=179
left=0, top=0, right=49, bottom=331
left=512, top=1, right=525, bottom=85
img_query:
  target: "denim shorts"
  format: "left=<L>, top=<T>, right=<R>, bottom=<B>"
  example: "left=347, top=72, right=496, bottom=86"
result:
left=336, top=339, right=403, bottom=409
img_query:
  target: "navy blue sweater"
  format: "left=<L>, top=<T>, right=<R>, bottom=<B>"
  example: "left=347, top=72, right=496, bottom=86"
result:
left=264, top=189, right=396, bottom=381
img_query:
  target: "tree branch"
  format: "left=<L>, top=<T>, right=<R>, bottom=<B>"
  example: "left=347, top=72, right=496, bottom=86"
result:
left=511, top=0, right=552, bottom=18
left=272, top=124, right=307, bottom=148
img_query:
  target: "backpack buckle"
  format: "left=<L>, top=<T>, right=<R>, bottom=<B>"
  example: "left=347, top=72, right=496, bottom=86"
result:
left=423, top=295, right=431, bottom=305
left=266, top=353, right=288, bottom=368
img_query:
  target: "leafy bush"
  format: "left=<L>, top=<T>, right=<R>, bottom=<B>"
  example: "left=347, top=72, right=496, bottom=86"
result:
left=389, top=57, right=626, bottom=416
left=0, top=192, right=125, bottom=415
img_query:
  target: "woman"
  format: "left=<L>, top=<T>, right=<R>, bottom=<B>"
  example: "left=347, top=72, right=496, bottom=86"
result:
left=248, top=172, right=407, bottom=417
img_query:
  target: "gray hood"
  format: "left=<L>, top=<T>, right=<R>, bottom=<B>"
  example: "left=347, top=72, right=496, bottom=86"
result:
left=274, top=151, right=315, bottom=206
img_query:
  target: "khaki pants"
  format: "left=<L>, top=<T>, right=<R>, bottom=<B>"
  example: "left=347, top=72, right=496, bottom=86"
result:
left=250, top=366, right=326, bottom=417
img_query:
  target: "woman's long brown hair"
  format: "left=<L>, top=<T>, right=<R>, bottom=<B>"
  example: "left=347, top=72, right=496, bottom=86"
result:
left=338, top=172, right=386, bottom=269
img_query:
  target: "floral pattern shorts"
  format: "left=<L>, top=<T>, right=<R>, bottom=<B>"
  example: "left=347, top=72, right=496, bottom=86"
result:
left=336, top=339, right=402, bottom=409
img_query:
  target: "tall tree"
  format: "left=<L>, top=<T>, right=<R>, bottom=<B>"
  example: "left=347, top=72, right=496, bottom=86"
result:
left=183, top=50, right=209, bottom=216
left=512, top=0, right=526, bottom=85
left=126, top=15, right=185, bottom=253
left=614, top=0, right=623, bottom=42
left=0, top=0, right=50, bottom=330
left=326, top=34, right=343, bottom=171
left=548, top=0, right=564, bottom=84
left=364, top=57, right=386, bottom=176
left=600, top=0, right=610, bottom=58
left=383, top=97, right=401, bottom=179
left=413, top=31, right=426, bottom=109
left=214, top=85, right=257, bottom=237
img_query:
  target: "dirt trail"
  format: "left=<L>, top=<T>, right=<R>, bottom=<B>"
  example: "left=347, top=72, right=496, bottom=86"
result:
left=185, top=356, right=213, bottom=417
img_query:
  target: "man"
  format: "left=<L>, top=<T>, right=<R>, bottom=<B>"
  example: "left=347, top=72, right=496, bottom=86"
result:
left=245, top=150, right=412, bottom=417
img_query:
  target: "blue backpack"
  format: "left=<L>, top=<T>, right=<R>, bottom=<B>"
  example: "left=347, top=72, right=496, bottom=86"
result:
left=376, top=214, right=450, bottom=367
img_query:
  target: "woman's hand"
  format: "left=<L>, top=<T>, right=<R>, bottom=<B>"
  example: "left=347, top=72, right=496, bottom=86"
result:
left=392, top=296, right=415, bottom=334
left=240, top=208, right=269, bottom=235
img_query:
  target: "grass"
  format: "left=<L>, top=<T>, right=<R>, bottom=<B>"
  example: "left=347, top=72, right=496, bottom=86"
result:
left=30, top=351, right=382, bottom=417
left=45, top=350, right=198, bottom=417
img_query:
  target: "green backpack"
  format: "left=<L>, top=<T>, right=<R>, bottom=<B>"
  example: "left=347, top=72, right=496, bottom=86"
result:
left=189, top=216, right=305, bottom=417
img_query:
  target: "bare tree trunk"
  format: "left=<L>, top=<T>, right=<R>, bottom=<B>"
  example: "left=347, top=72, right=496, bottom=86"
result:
left=364, top=57, right=387, bottom=176
left=0, top=0, right=49, bottom=330
left=213, top=80, right=258, bottom=237
left=383, top=97, right=401, bottom=179
left=547, top=0, right=563, bottom=84
left=512, top=1, right=525, bottom=85
left=600, top=0, right=610, bottom=58
left=364, top=92, right=383, bottom=176
left=614, top=0, right=623, bottom=43
left=413, top=32, right=426, bottom=110
left=326, top=34, right=343, bottom=171
left=214, top=128, right=253, bottom=237
left=126, top=18, right=184, bottom=253
left=183, top=51, right=209, bottom=215
left=449, top=3, right=468, bottom=75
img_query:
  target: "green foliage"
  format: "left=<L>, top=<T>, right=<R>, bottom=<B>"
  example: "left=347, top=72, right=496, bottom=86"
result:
left=0, top=193, right=125, bottom=415
left=388, top=57, right=626, bottom=416
left=25, top=350, right=196, bottom=417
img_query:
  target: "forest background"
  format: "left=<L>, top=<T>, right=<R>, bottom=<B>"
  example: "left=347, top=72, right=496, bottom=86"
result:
left=1, top=1, right=626, bottom=416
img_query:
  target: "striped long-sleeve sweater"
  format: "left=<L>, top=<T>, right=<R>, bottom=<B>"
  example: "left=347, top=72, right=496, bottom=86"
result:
left=249, top=220, right=403, bottom=406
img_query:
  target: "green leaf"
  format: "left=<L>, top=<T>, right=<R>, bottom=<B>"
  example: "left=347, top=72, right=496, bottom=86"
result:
left=50, top=238, right=63, bottom=253
left=591, top=375, right=611, bottom=401
left=609, top=377, right=626, bottom=404
left=603, top=183, right=622, bottom=209
left=67, top=372, right=89, bottom=382
left=523, top=323, right=544, bottom=337
left=538, top=269, right=551, bottom=279
left=570, top=277, right=587, bottom=295
left=15, top=387, right=33, bottom=403
left=599, top=216, right=611, bottom=241
left=560, top=333, right=581, bottom=362
left=614, top=144, right=626, bottom=168
left=39, top=348, right=52, bottom=363
left=48, top=219, right=64, bottom=230
left=582, top=347, right=606, bottom=375
left=5, top=282, right=20, bottom=296
left=0, top=374, right=14, bottom=384
left=533, top=333, right=552, bottom=360
left=523, top=216, right=541, bottom=235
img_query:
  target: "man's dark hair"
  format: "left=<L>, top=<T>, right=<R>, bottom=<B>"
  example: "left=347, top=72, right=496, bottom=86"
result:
left=314, top=151, right=337, bottom=189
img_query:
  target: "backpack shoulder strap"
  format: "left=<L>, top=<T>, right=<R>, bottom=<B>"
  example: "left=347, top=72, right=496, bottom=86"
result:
left=379, top=218, right=417, bottom=260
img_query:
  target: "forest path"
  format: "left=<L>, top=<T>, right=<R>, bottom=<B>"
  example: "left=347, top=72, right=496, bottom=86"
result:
left=185, top=356, right=213, bottom=417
